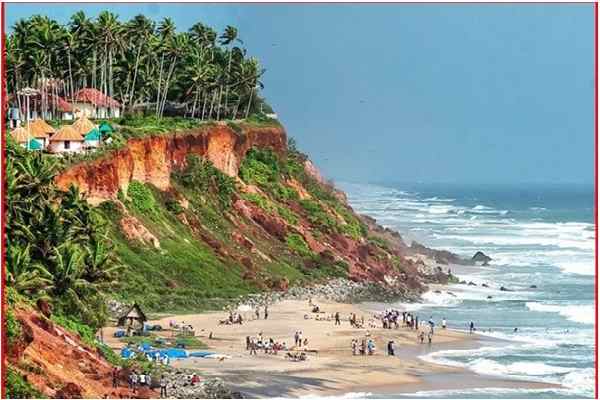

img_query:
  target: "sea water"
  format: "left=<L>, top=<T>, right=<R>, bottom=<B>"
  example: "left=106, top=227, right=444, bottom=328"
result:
left=339, top=182, right=595, bottom=399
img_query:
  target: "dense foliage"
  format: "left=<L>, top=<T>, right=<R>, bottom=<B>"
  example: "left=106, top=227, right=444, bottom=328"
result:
left=7, top=13, right=269, bottom=119
left=6, top=141, right=120, bottom=329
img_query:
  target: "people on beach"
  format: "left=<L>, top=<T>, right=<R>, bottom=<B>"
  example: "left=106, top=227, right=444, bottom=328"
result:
left=387, top=340, right=395, bottom=356
left=160, top=375, right=168, bottom=398
left=264, top=305, right=269, bottom=320
left=442, top=318, right=447, bottom=329
left=255, top=308, right=260, bottom=319
left=351, top=339, right=358, bottom=355
left=469, top=321, right=475, bottom=334
left=428, top=332, right=433, bottom=345
left=335, top=312, right=341, bottom=325
left=367, top=339, right=376, bottom=355
left=419, top=331, right=425, bottom=344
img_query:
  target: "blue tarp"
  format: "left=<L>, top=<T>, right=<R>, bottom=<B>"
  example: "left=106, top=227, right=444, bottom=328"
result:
left=189, top=351, right=216, bottom=358
left=113, top=330, right=126, bottom=338
left=120, top=347, right=136, bottom=359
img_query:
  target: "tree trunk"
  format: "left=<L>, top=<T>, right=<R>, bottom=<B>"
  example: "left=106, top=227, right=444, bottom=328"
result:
left=156, top=53, right=165, bottom=117
left=159, top=57, right=177, bottom=118
left=216, top=85, right=224, bottom=120
left=67, top=49, right=74, bottom=101
left=201, top=91, right=208, bottom=120
left=129, top=43, right=143, bottom=110
left=245, top=86, right=254, bottom=119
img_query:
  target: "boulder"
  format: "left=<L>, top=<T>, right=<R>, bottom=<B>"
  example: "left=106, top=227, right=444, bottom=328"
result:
left=471, top=251, right=492, bottom=266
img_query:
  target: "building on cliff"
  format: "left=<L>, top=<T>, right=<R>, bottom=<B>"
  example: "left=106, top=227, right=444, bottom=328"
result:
left=72, top=88, right=121, bottom=119
left=48, top=126, right=85, bottom=153
left=10, top=126, right=43, bottom=150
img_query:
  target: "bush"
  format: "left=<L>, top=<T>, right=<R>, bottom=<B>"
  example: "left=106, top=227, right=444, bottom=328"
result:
left=127, top=181, right=157, bottom=215
left=239, top=148, right=280, bottom=187
left=175, top=155, right=236, bottom=208
left=299, top=200, right=337, bottom=232
left=51, top=314, right=96, bottom=346
left=6, top=307, right=21, bottom=343
left=286, top=233, right=313, bottom=257
left=5, top=368, right=45, bottom=399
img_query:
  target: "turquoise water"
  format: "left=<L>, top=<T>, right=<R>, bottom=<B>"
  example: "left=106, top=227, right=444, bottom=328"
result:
left=340, top=182, right=595, bottom=398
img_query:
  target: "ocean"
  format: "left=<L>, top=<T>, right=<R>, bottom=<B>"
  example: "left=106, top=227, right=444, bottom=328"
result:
left=339, top=182, right=596, bottom=399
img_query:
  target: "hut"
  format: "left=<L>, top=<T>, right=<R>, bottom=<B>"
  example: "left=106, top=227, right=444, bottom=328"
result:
left=28, top=119, right=56, bottom=149
left=10, top=126, right=43, bottom=150
left=118, top=303, right=148, bottom=331
left=98, top=121, right=114, bottom=136
left=48, top=126, right=84, bottom=154
left=72, top=116, right=97, bottom=136
left=72, top=88, right=121, bottom=119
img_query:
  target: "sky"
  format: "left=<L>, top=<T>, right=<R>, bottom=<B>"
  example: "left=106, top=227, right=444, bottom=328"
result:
left=6, top=3, right=595, bottom=185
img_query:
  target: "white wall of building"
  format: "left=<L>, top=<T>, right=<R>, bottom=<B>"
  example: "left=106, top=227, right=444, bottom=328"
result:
left=49, top=140, right=84, bottom=153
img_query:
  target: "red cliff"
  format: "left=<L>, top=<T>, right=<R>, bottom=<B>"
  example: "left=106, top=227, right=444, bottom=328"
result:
left=55, top=123, right=287, bottom=204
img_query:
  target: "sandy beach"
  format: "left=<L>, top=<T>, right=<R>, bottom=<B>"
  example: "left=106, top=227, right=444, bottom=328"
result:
left=104, top=299, right=558, bottom=398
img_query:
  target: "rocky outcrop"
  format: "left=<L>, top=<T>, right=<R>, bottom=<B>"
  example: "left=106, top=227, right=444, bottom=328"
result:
left=9, top=307, right=151, bottom=398
left=472, top=251, right=492, bottom=266
left=55, top=123, right=286, bottom=205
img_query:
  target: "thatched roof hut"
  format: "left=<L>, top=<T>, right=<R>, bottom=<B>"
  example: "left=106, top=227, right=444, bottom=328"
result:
left=50, top=126, right=84, bottom=142
left=117, top=303, right=148, bottom=329
left=10, top=127, right=28, bottom=144
left=29, top=119, right=56, bottom=139
left=72, top=116, right=96, bottom=136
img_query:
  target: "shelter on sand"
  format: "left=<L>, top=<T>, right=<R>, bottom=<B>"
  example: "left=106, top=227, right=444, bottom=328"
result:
left=117, top=303, right=148, bottom=331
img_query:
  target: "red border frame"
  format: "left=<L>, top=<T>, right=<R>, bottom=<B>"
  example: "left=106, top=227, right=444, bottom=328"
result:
left=0, top=3, right=597, bottom=398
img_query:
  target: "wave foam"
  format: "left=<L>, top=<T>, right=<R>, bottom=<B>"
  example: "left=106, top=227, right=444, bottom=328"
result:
left=525, top=302, right=595, bottom=325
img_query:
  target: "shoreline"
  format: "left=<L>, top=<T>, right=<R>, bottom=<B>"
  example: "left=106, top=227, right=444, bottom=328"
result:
left=104, top=298, right=558, bottom=398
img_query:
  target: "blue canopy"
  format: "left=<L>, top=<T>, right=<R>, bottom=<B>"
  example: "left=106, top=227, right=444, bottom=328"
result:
left=84, top=127, right=101, bottom=141
left=99, top=121, right=113, bottom=134
left=27, top=139, right=42, bottom=150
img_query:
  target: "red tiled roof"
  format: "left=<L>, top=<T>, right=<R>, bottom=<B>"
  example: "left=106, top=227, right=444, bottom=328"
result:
left=73, top=88, right=121, bottom=108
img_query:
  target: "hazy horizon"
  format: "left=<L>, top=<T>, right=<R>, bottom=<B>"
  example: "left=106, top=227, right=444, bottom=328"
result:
left=6, top=3, right=595, bottom=185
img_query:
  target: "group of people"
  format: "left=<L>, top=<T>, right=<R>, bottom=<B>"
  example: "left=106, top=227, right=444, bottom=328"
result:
left=124, top=370, right=153, bottom=394
left=349, top=313, right=365, bottom=328
left=293, top=331, right=309, bottom=347
left=351, top=337, right=376, bottom=355
left=246, top=332, right=287, bottom=355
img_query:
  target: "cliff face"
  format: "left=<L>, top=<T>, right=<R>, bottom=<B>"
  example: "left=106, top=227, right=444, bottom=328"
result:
left=55, top=123, right=287, bottom=204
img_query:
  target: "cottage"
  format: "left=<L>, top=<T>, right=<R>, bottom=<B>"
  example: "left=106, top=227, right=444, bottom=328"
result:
left=73, top=88, right=121, bottom=119
left=118, top=303, right=148, bottom=332
left=28, top=119, right=56, bottom=149
left=10, top=127, right=42, bottom=150
left=48, top=126, right=84, bottom=154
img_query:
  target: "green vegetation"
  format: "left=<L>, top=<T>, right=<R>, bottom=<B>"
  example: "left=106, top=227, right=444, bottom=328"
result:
left=285, top=234, right=313, bottom=258
left=7, top=14, right=272, bottom=121
left=175, top=155, right=237, bottom=208
left=50, top=314, right=96, bottom=346
left=6, top=143, right=119, bottom=330
left=127, top=181, right=158, bottom=215
left=5, top=368, right=45, bottom=399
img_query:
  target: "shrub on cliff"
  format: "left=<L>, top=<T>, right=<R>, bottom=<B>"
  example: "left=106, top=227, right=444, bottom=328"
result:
left=127, top=181, right=157, bottom=215
left=175, top=155, right=236, bottom=208
left=286, top=233, right=313, bottom=258
left=5, top=368, right=45, bottom=399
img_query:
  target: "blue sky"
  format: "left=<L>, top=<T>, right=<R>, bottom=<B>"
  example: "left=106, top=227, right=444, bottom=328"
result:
left=6, top=4, right=595, bottom=185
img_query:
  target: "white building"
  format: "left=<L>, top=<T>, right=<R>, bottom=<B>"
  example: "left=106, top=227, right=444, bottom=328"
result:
left=49, top=126, right=84, bottom=154
left=72, top=88, right=121, bottom=119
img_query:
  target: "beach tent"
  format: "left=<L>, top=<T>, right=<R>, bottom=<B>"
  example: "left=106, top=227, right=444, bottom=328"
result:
left=84, top=127, right=102, bottom=148
left=48, top=126, right=84, bottom=154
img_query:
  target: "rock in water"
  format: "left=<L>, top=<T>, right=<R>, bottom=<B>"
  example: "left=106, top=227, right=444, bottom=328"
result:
left=471, top=251, right=492, bottom=266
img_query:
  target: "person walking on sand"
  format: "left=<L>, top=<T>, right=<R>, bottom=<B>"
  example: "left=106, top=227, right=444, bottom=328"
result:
left=415, top=316, right=419, bottom=330
left=160, top=375, right=168, bottom=398
left=335, top=312, right=341, bottom=326
left=469, top=321, right=475, bottom=334
left=255, top=308, right=260, bottom=320
left=294, top=331, right=299, bottom=346
left=387, top=340, right=395, bottom=356
left=351, top=339, right=357, bottom=355
left=419, top=331, right=425, bottom=344
left=428, top=331, right=433, bottom=345
left=442, top=318, right=447, bottom=329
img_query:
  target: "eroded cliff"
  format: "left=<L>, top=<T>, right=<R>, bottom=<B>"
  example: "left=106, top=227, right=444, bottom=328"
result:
left=55, top=123, right=287, bottom=204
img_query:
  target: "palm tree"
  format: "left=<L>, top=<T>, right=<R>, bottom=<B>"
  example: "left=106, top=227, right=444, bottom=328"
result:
left=218, top=25, right=242, bottom=119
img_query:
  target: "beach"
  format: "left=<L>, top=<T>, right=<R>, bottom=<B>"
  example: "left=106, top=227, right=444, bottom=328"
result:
left=104, top=299, right=557, bottom=398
